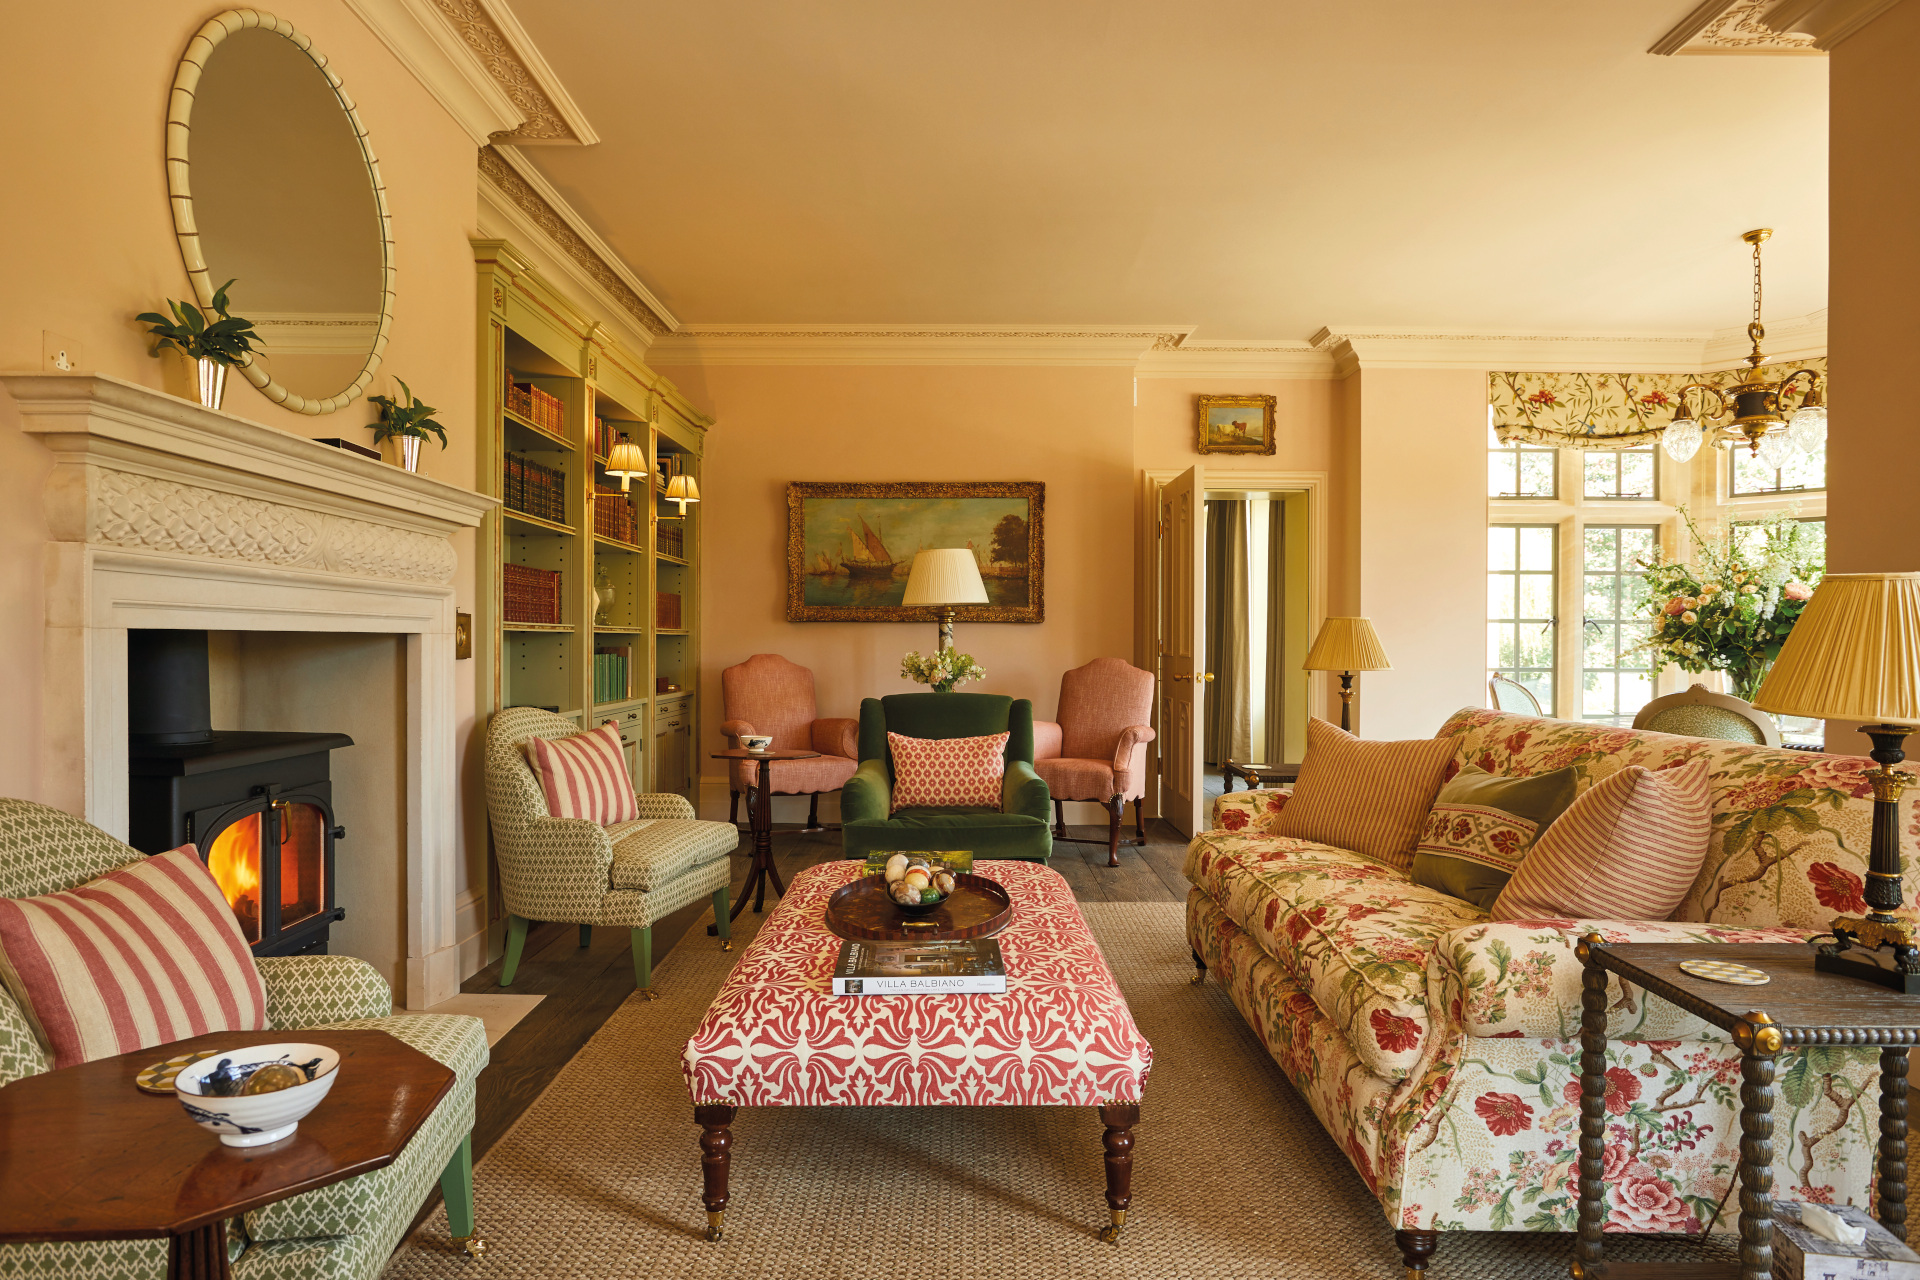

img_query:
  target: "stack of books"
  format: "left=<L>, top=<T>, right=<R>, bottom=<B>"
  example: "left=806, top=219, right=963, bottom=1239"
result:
left=593, top=647, right=630, bottom=703
left=505, top=455, right=567, bottom=523
left=656, top=521, right=685, bottom=559
left=593, top=485, right=637, bottom=544
left=503, top=564, right=562, bottom=625
left=656, top=592, right=682, bottom=629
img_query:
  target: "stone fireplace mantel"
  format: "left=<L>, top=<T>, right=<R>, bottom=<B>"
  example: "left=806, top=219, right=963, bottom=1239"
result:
left=3, top=372, right=495, bottom=1008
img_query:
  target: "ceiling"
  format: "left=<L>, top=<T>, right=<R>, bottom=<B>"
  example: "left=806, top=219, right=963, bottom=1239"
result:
left=507, top=0, right=1829, bottom=341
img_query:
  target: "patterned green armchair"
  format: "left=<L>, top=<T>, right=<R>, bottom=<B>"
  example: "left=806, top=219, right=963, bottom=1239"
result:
left=840, top=693, right=1052, bottom=862
left=0, top=798, right=487, bottom=1280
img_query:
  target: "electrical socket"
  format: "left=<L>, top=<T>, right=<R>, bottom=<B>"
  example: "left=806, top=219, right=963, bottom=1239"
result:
left=42, top=331, right=82, bottom=372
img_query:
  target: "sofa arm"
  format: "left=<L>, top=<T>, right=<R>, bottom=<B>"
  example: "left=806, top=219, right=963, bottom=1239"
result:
left=1111, top=725, right=1155, bottom=795
left=812, top=717, right=859, bottom=761
left=497, top=816, right=617, bottom=920
left=843, top=758, right=892, bottom=823
left=1438, top=918, right=1813, bottom=1042
left=636, top=792, right=696, bottom=820
left=1210, top=787, right=1289, bottom=833
left=1002, top=759, right=1050, bottom=822
left=258, top=954, right=392, bottom=1028
left=720, top=718, right=756, bottom=743
left=1033, top=719, right=1063, bottom=761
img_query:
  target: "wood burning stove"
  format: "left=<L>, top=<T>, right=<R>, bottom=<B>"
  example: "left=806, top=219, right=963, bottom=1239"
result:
left=125, top=630, right=351, bottom=956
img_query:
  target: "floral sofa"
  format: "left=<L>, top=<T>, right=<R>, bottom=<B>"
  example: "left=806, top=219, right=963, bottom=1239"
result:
left=1186, top=709, right=1908, bottom=1272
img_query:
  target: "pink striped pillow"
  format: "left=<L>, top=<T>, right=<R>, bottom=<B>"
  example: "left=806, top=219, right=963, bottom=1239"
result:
left=888, top=731, right=1009, bottom=812
left=1491, top=759, right=1712, bottom=922
left=523, top=721, right=639, bottom=824
left=0, top=847, right=268, bottom=1069
left=1270, top=718, right=1457, bottom=866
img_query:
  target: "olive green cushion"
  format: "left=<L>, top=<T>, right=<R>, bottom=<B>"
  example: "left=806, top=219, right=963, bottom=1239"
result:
left=1409, top=765, right=1578, bottom=909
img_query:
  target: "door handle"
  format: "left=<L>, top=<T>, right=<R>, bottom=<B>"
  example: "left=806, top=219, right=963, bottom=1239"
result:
left=1170, top=673, right=1190, bottom=683
left=1200, top=672, right=1215, bottom=683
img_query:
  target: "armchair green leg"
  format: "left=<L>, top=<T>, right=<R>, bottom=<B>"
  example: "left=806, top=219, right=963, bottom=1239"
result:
left=631, top=927, right=656, bottom=1000
left=713, top=887, right=732, bottom=951
left=579, top=923, right=592, bottom=948
left=439, top=1133, right=485, bottom=1259
left=499, top=915, right=530, bottom=987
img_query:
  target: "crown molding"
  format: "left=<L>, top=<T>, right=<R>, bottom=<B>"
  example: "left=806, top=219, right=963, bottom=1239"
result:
left=1308, top=326, right=1730, bottom=375
left=645, top=325, right=1195, bottom=367
left=1762, top=0, right=1906, bottom=47
left=478, top=145, right=676, bottom=338
left=1132, top=339, right=1335, bottom=379
left=1651, top=0, right=1823, bottom=53
left=346, top=0, right=596, bottom=145
left=1702, top=307, right=1828, bottom=368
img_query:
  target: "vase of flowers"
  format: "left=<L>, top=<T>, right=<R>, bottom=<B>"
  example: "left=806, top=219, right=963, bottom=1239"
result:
left=368, top=379, right=448, bottom=473
left=1632, top=508, right=1822, bottom=700
left=901, top=649, right=986, bottom=694
left=138, top=279, right=261, bottom=411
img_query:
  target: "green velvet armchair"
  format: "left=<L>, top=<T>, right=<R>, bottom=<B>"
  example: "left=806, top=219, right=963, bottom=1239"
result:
left=840, top=693, right=1053, bottom=862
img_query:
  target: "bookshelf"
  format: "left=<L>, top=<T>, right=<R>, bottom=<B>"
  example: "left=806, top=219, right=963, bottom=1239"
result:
left=474, top=239, right=709, bottom=811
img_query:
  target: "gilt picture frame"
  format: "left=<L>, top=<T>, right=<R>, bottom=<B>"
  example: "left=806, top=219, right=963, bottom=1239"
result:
left=1195, top=393, right=1277, bottom=455
left=786, top=481, right=1044, bottom=623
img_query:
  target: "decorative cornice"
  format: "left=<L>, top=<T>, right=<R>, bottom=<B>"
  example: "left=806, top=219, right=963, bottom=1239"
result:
left=478, top=145, right=675, bottom=336
left=646, top=325, right=1194, bottom=367
left=1307, top=319, right=1824, bottom=375
left=346, top=0, right=595, bottom=144
left=1652, top=0, right=1821, bottom=54
left=1133, top=339, right=1334, bottom=380
left=1761, top=0, right=1906, bottom=47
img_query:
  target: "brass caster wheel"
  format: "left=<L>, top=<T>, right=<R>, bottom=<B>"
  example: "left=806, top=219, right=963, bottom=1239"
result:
left=453, top=1235, right=486, bottom=1260
left=721, top=941, right=733, bottom=952
left=704, top=1211, right=725, bottom=1243
left=1098, top=1210, right=1126, bottom=1244
left=1190, top=971, right=1206, bottom=986
left=638, top=988, right=659, bottom=1002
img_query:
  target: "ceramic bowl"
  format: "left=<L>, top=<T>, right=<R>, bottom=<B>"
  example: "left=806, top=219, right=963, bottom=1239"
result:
left=175, top=1042, right=341, bottom=1148
left=740, top=735, right=774, bottom=753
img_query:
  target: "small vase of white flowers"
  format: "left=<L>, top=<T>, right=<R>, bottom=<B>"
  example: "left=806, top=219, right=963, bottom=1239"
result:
left=901, top=649, right=986, bottom=694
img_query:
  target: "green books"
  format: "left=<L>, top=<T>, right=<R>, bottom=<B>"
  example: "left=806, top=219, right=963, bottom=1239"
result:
left=831, top=938, right=1007, bottom=996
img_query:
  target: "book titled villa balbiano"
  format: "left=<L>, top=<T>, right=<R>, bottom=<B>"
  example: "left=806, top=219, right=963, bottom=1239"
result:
left=831, top=938, right=1007, bottom=996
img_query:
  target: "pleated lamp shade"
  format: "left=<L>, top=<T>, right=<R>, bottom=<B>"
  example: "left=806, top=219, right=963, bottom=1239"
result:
left=1303, top=617, right=1392, bottom=672
left=664, top=473, right=700, bottom=513
left=1753, top=572, right=1920, bottom=724
left=901, top=549, right=988, bottom=606
left=605, top=435, right=648, bottom=492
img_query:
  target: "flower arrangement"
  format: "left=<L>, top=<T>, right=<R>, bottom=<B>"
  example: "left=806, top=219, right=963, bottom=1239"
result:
left=1632, top=508, right=1822, bottom=700
left=900, top=649, right=986, bottom=694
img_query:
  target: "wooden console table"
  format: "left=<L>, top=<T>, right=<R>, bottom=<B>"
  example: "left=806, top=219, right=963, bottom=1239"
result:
left=1574, top=938, right=1918, bottom=1280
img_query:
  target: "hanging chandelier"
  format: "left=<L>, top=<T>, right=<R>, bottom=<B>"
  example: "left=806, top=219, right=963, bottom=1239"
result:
left=1659, top=228, right=1826, bottom=467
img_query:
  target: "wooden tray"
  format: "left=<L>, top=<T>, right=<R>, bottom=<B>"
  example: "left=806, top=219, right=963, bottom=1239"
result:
left=824, top=873, right=1014, bottom=942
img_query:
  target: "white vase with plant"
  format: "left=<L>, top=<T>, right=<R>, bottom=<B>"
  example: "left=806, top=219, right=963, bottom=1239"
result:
left=901, top=649, right=986, bottom=694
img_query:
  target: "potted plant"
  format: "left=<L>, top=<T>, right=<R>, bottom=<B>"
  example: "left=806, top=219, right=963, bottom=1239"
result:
left=138, top=279, right=260, bottom=411
left=900, top=649, right=987, bottom=694
left=367, top=379, right=448, bottom=473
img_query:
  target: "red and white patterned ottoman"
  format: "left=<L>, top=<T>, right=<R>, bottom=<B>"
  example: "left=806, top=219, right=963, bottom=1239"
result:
left=681, top=859, right=1153, bottom=1243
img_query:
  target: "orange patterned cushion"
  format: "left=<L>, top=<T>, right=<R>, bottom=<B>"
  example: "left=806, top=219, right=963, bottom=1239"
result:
left=523, top=721, right=638, bottom=824
left=0, top=847, right=268, bottom=1068
left=887, top=731, right=1008, bottom=812
left=1270, top=718, right=1456, bottom=867
left=1491, top=759, right=1712, bottom=922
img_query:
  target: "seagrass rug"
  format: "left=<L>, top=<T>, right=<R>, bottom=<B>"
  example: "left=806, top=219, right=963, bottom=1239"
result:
left=386, top=900, right=1747, bottom=1278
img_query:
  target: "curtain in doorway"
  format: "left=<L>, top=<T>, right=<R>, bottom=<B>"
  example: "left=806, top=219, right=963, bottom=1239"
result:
left=1264, top=498, right=1285, bottom=763
left=1204, top=500, right=1250, bottom=765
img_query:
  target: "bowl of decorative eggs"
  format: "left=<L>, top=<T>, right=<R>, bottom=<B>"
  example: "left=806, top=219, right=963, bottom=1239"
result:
left=880, top=853, right=958, bottom=913
left=174, top=1042, right=341, bottom=1147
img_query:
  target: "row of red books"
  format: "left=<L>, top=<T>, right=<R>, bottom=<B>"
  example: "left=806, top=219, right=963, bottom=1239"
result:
left=504, top=564, right=562, bottom=626
left=593, top=485, right=638, bottom=545
left=656, top=521, right=684, bottom=559
left=505, top=455, right=567, bottom=524
left=506, top=381, right=564, bottom=434
left=657, top=592, right=682, bottom=630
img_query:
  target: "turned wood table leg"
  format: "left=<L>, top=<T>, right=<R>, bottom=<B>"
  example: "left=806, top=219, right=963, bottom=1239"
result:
left=1394, top=1228, right=1437, bottom=1279
left=1734, top=1015, right=1780, bottom=1280
left=1575, top=934, right=1611, bottom=1277
left=168, top=1221, right=232, bottom=1280
left=694, top=1104, right=736, bottom=1242
left=1097, top=1102, right=1138, bottom=1244
left=1882, top=1046, right=1909, bottom=1242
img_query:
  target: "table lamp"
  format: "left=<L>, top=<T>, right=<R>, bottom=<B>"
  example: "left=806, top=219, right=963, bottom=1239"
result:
left=1752, top=571, right=1920, bottom=992
left=901, top=549, right=987, bottom=652
left=1304, top=617, right=1391, bottom=733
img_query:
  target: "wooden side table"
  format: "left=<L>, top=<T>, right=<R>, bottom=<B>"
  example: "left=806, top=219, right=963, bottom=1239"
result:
left=0, top=1029, right=458, bottom=1280
left=710, top=748, right=820, bottom=923
left=1574, top=939, right=1918, bottom=1280
left=1220, top=760, right=1300, bottom=793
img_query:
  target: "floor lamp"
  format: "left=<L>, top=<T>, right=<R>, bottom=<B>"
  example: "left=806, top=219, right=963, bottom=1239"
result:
left=1304, top=617, right=1391, bottom=733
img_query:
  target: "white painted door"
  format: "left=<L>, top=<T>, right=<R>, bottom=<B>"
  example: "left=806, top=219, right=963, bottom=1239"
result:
left=1158, top=466, right=1207, bottom=837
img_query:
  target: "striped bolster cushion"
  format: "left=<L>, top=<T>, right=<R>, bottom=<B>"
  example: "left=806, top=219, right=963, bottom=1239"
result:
left=0, top=847, right=268, bottom=1069
left=1491, top=759, right=1713, bottom=922
left=523, top=721, right=639, bottom=824
left=1270, top=717, right=1457, bottom=866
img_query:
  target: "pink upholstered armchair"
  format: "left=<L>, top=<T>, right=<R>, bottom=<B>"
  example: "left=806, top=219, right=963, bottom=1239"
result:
left=719, top=654, right=859, bottom=830
left=1032, top=658, right=1156, bottom=866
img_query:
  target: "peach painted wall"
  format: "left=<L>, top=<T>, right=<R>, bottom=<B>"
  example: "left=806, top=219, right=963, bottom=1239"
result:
left=0, top=2, right=489, bottom=969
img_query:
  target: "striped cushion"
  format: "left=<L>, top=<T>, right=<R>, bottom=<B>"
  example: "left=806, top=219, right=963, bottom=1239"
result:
left=523, top=721, right=639, bottom=824
left=0, top=847, right=268, bottom=1069
left=1491, top=759, right=1712, bottom=922
left=1270, top=717, right=1455, bottom=867
left=888, top=731, right=1009, bottom=813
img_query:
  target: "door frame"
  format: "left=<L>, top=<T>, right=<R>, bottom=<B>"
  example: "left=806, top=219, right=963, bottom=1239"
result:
left=1136, top=469, right=1330, bottom=821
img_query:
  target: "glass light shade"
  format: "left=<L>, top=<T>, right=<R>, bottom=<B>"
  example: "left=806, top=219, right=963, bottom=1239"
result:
left=1661, top=417, right=1702, bottom=463
left=1788, top=403, right=1828, bottom=453
left=1755, top=428, right=1796, bottom=471
left=901, top=548, right=988, bottom=605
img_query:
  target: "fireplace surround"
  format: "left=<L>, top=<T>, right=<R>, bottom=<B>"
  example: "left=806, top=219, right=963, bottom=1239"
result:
left=4, top=372, right=493, bottom=1006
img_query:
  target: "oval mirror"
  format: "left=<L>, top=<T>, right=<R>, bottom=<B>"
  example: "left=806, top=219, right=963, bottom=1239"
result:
left=167, top=12, right=392, bottom=415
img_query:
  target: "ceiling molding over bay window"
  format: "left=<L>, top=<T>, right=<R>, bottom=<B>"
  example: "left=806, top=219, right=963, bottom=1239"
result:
left=1307, top=315, right=1825, bottom=375
left=347, top=0, right=597, bottom=145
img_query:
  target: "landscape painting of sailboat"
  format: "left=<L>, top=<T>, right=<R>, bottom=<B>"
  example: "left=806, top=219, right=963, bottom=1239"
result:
left=786, top=481, right=1044, bottom=623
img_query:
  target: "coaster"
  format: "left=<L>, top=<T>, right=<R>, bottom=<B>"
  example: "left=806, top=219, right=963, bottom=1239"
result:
left=135, top=1049, right=220, bottom=1095
left=1679, top=957, right=1771, bottom=986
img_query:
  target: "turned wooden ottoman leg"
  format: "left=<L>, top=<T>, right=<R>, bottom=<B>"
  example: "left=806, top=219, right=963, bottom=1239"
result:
left=694, top=1104, right=736, bottom=1242
left=1882, top=1046, right=1909, bottom=1242
left=1394, top=1228, right=1437, bottom=1278
left=1734, top=1012, right=1781, bottom=1280
left=1097, top=1102, right=1139, bottom=1244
